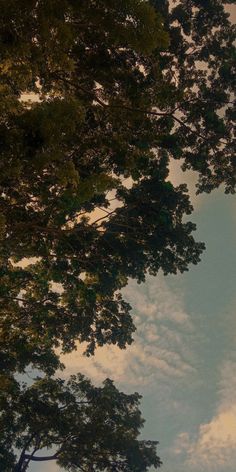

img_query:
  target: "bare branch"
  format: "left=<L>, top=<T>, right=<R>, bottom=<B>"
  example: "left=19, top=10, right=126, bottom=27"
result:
left=23, top=453, right=58, bottom=462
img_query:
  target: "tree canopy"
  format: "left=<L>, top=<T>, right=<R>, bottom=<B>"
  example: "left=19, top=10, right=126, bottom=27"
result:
left=0, top=1, right=235, bottom=470
left=1, top=0, right=235, bottom=374
left=0, top=373, right=161, bottom=472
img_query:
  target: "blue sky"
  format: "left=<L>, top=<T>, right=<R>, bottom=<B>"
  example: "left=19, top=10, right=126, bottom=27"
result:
left=31, top=163, right=236, bottom=472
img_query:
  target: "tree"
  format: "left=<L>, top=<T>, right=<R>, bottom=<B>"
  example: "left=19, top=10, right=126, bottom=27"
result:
left=0, top=175, right=204, bottom=374
left=0, top=1, right=235, bottom=470
left=0, top=0, right=235, bottom=375
left=0, top=373, right=161, bottom=472
left=151, top=0, right=236, bottom=193
left=0, top=0, right=203, bottom=375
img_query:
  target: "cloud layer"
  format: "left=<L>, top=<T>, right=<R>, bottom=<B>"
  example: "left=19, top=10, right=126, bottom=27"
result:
left=62, top=276, right=196, bottom=394
left=172, top=359, right=236, bottom=471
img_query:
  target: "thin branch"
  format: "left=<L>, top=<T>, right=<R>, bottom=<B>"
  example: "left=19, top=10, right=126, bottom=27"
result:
left=23, top=453, right=58, bottom=462
left=96, top=206, right=113, bottom=215
left=0, top=296, right=51, bottom=306
left=22, top=445, right=40, bottom=472
left=53, top=73, right=230, bottom=144
left=91, top=209, right=117, bottom=226
left=15, top=434, right=37, bottom=472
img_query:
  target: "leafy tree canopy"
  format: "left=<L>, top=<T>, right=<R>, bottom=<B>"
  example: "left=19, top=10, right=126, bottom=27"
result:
left=0, top=373, right=161, bottom=472
left=0, top=0, right=235, bottom=374
left=0, top=2, right=235, bottom=471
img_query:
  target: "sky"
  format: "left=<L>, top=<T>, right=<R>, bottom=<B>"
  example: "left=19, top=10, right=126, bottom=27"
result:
left=30, top=159, right=236, bottom=472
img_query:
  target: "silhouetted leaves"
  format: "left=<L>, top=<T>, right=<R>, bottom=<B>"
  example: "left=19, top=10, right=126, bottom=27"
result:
left=1, top=374, right=161, bottom=472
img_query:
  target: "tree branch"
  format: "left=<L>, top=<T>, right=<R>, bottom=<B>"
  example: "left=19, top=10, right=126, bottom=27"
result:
left=23, top=453, right=58, bottom=462
left=15, top=435, right=36, bottom=472
left=53, top=73, right=230, bottom=144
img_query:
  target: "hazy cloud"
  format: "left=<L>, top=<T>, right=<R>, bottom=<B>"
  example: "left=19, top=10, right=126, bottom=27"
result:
left=172, top=359, right=236, bottom=471
left=62, top=276, right=197, bottom=394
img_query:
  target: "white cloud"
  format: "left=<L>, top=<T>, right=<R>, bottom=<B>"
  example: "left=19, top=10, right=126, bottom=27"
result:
left=172, top=359, right=236, bottom=471
left=178, top=406, right=236, bottom=471
left=61, top=276, right=196, bottom=393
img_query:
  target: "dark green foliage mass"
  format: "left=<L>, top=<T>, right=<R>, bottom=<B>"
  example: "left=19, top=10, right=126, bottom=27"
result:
left=151, top=0, right=236, bottom=193
left=0, top=0, right=213, bottom=374
left=0, top=373, right=161, bottom=472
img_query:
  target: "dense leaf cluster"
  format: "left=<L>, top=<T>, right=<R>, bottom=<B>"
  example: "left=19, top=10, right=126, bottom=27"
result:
left=1, top=374, right=161, bottom=472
